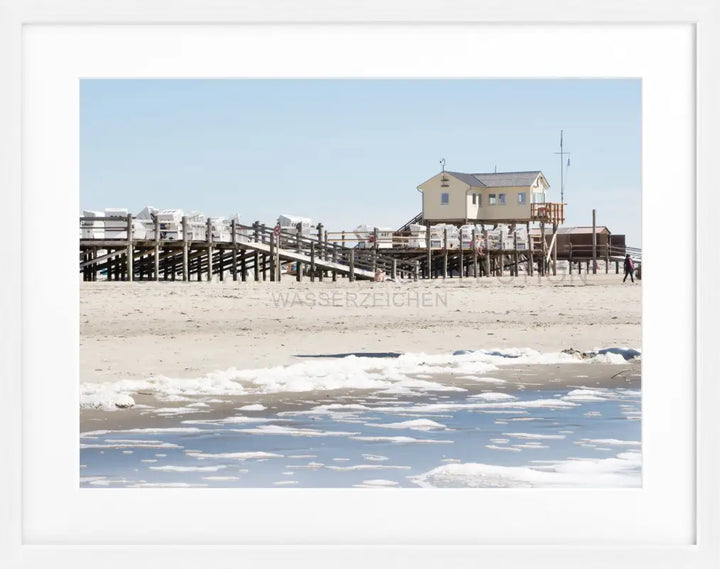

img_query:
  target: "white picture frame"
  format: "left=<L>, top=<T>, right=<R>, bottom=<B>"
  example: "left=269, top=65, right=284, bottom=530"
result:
left=1, top=1, right=718, bottom=567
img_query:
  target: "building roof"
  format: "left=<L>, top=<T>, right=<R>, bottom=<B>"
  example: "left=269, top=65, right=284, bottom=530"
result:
left=446, top=171, right=544, bottom=188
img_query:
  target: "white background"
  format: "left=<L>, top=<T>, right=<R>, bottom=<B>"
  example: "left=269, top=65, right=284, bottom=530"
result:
left=22, top=24, right=695, bottom=545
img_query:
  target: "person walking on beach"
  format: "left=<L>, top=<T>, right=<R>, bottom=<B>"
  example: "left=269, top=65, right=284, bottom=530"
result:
left=623, top=254, right=635, bottom=283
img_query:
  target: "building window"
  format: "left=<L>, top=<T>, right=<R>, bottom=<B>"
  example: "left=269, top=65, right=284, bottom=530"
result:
left=441, top=192, right=449, bottom=205
left=472, top=193, right=477, bottom=205
left=489, top=193, right=496, bottom=205
left=499, top=193, right=506, bottom=205
left=518, top=192, right=526, bottom=204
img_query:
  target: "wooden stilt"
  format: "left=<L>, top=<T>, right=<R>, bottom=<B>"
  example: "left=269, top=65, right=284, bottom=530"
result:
left=443, top=228, right=448, bottom=278
left=310, top=242, right=316, bottom=282
left=182, top=216, right=189, bottom=282
left=426, top=224, right=432, bottom=279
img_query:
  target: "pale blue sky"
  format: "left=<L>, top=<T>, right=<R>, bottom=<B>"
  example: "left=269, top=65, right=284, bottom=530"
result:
left=80, top=79, right=641, bottom=245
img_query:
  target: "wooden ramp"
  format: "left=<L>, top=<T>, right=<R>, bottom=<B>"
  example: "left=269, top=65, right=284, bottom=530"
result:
left=236, top=238, right=377, bottom=280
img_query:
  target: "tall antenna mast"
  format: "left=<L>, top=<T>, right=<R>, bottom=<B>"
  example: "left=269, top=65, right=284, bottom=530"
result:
left=555, top=130, right=571, bottom=204
left=440, top=158, right=446, bottom=172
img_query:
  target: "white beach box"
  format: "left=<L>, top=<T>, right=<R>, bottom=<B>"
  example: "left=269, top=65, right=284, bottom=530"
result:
left=81, top=210, right=105, bottom=239
left=512, top=225, right=529, bottom=250
left=157, top=209, right=184, bottom=240
left=209, top=217, right=231, bottom=242
left=374, top=227, right=394, bottom=249
left=278, top=214, right=314, bottom=237
left=104, top=208, right=129, bottom=239
left=353, top=224, right=371, bottom=248
left=407, top=223, right=427, bottom=249
left=429, top=224, right=459, bottom=249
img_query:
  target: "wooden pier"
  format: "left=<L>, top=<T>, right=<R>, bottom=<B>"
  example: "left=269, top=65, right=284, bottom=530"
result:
left=80, top=213, right=637, bottom=282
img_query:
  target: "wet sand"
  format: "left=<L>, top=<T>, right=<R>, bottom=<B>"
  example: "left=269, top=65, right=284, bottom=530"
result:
left=80, top=360, right=641, bottom=433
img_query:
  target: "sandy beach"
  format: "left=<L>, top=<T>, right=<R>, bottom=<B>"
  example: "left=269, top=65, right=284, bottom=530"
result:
left=80, top=273, right=641, bottom=384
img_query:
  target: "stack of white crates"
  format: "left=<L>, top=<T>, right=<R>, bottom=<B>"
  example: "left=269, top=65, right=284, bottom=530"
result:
left=429, top=224, right=459, bottom=249
left=104, top=208, right=129, bottom=239
left=81, top=210, right=105, bottom=239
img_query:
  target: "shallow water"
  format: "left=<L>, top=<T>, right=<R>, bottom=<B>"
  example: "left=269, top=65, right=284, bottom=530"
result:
left=80, top=381, right=641, bottom=488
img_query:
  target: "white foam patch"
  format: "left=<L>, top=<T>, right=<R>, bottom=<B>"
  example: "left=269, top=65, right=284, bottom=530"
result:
left=353, top=479, right=399, bottom=488
left=188, top=451, right=283, bottom=460
left=286, top=462, right=324, bottom=470
left=151, top=406, right=209, bottom=416
left=467, top=392, right=517, bottom=401
left=80, top=392, right=135, bottom=410
left=326, top=464, right=411, bottom=471
left=350, top=436, right=453, bottom=444
left=149, top=465, right=227, bottom=472
left=233, top=425, right=360, bottom=437
left=81, top=427, right=204, bottom=437
left=580, top=438, right=642, bottom=447
left=368, top=419, right=448, bottom=431
left=485, top=445, right=522, bottom=452
left=411, top=451, right=642, bottom=488
left=237, top=404, right=267, bottom=411
left=80, top=441, right=182, bottom=450
left=128, top=482, right=208, bottom=488
left=81, top=347, right=634, bottom=402
left=460, top=376, right=507, bottom=384
left=182, top=416, right=271, bottom=425
left=202, top=476, right=240, bottom=481
left=503, top=433, right=566, bottom=440
left=362, top=454, right=389, bottom=462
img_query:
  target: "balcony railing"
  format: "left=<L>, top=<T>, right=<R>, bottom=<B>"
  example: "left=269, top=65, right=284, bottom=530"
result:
left=531, top=202, right=565, bottom=224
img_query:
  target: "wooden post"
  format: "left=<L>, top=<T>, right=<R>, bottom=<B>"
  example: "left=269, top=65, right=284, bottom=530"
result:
left=392, top=258, right=397, bottom=280
left=332, top=243, right=338, bottom=282
left=316, top=223, right=324, bottom=265
left=592, top=209, right=597, bottom=275
left=513, top=231, right=519, bottom=277
left=206, top=218, right=213, bottom=281
left=297, top=260, right=303, bottom=282
left=605, top=242, right=610, bottom=274
left=182, top=216, right=189, bottom=281
left=540, top=221, right=546, bottom=276
left=269, top=230, right=276, bottom=282
left=349, top=250, right=355, bottom=282
left=528, top=223, right=534, bottom=276
left=414, top=260, right=419, bottom=281
left=552, top=223, right=558, bottom=276
left=231, top=220, right=238, bottom=281
left=472, top=228, right=478, bottom=278
left=241, top=251, right=247, bottom=282
left=125, top=214, right=134, bottom=282
left=569, top=243, right=573, bottom=274
left=253, top=221, right=260, bottom=282
left=310, top=242, right=316, bottom=282
left=426, top=225, right=432, bottom=279
left=276, top=233, right=282, bottom=282
left=499, top=230, right=504, bottom=277
left=484, top=230, right=490, bottom=277
left=342, top=231, right=346, bottom=249
left=616, top=260, right=619, bottom=274
left=443, top=227, right=448, bottom=278
left=459, top=230, right=464, bottom=279
left=260, top=224, right=267, bottom=281
left=153, top=216, right=160, bottom=281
